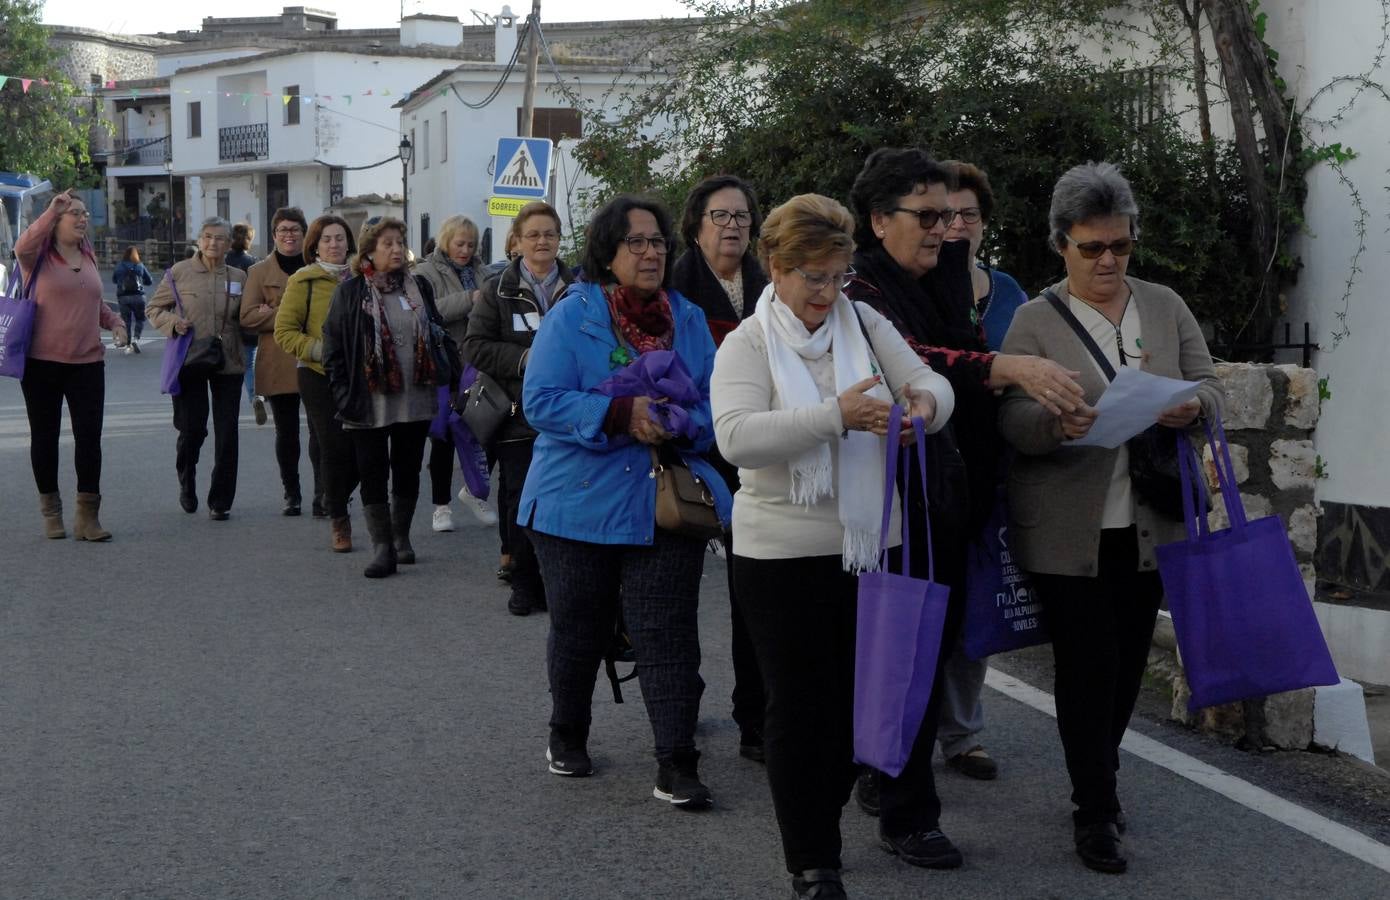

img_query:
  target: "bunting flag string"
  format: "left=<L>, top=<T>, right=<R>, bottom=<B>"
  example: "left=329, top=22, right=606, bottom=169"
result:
left=3, top=72, right=456, bottom=106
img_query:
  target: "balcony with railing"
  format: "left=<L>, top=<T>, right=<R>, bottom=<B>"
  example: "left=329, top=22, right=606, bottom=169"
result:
left=111, top=136, right=171, bottom=167
left=219, top=123, right=270, bottom=163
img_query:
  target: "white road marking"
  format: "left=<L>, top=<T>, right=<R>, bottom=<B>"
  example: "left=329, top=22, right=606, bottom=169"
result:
left=984, top=667, right=1390, bottom=875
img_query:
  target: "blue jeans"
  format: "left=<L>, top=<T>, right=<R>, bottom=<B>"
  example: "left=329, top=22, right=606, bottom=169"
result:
left=242, top=340, right=258, bottom=402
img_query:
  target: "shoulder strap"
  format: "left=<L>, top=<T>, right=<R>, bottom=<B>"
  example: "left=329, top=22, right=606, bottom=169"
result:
left=167, top=274, right=185, bottom=316
left=1043, top=289, right=1116, bottom=382
left=848, top=300, right=883, bottom=372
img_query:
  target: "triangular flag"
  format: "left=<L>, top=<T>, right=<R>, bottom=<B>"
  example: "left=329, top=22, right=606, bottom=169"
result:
left=301, top=96, right=312, bottom=104
left=40, top=79, right=51, bottom=86
left=105, top=80, right=116, bottom=89
left=364, top=89, right=373, bottom=96
left=382, top=89, right=391, bottom=96
left=132, top=88, right=140, bottom=98
left=322, top=95, right=332, bottom=102
left=282, top=95, right=292, bottom=105
left=0, top=77, right=8, bottom=91
left=344, top=95, right=352, bottom=105
left=21, top=79, right=33, bottom=93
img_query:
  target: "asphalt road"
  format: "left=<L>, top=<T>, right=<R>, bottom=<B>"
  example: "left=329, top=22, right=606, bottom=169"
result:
left=2, top=340, right=1389, bottom=899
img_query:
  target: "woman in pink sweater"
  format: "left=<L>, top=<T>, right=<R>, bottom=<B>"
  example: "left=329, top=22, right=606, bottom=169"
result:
left=15, top=189, right=127, bottom=541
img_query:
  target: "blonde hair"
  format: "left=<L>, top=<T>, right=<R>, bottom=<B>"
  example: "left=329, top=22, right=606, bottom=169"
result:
left=757, top=194, right=856, bottom=274
left=436, top=215, right=479, bottom=254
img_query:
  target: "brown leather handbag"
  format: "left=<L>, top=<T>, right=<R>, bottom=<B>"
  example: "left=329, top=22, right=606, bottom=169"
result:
left=651, top=446, right=723, bottom=540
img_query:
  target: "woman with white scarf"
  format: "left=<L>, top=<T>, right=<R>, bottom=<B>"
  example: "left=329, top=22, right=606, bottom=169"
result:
left=711, top=194, right=953, bottom=900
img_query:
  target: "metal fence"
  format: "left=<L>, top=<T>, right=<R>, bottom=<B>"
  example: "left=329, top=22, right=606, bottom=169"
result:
left=219, top=123, right=269, bottom=163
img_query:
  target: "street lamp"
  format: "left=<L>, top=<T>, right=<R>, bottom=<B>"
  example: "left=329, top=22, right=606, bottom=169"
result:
left=164, top=157, right=175, bottom=268
left=398, top=135, right=413, bottom=245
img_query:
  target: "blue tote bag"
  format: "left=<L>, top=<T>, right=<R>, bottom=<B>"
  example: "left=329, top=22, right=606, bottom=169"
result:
left=1156, top=413, right=1339, bottom=711
left=853, top=407, right=952, bottom=778
left=962, top=487, right=1048, bottom=660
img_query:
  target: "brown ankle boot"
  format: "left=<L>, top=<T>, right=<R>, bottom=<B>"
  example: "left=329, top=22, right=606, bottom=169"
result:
left=330, top=516, right=352, bottom=553
left=39, top=492, right=66, bottom=539
left=73, top=492, right=113, bottom=542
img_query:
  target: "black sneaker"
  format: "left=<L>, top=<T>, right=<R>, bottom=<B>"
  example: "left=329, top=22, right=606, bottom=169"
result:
left=855, top=769, right=880, bottom=817
left=653, top=761, right=712, bottom=809
left=507, top=591, right=533, bottom=617
left=311, top=497, right=327, bottom=519
left=792, top=869, right=846, bottom=900
left=546, top=729, right=592, bottom=777
left=879, top=829, right=963, bottom=869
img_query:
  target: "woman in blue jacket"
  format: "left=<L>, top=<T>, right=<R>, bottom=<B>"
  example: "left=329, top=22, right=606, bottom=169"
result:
left=520, top=195, right=730, bottom=810
left=112, top=246, right=153, bottom=354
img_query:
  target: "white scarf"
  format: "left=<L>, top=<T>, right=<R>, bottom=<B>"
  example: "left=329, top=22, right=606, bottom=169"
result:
left=753, top=283, right=892, bottom=571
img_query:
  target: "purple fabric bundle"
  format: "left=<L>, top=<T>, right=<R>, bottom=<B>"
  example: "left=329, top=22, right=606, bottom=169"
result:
left=433, top=365, right=491, bottom=501
left=592, top=350, right=702, bottom=441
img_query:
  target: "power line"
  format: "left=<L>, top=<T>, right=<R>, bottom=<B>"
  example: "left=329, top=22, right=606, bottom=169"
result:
left=450, top=16, right=529, bottom=110
left=317, top=103, right=402, bottom=134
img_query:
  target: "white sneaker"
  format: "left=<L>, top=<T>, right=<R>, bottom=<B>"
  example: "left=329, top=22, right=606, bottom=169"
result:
left=460, top=493, right=499, bottom=526
left=432, top=504, right=455, bottom=532
left=123, top=344, right=135, bottom=355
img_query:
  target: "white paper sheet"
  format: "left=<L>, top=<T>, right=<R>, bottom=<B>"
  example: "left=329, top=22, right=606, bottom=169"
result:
left=1065, top=366, right=1203, bottom=448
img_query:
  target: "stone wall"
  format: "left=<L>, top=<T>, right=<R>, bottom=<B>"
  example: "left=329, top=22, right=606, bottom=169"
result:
left=1158, top=362, right=1326, bottom=748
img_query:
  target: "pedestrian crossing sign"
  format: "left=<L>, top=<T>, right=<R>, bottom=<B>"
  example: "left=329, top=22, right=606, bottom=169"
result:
left=492, top=137, right=553, bottom=200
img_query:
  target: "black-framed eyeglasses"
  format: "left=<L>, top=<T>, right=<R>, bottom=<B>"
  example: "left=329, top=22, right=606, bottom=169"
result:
left=522, top=230, right=560, bottom=242
left=1063, top=233, right=1137, bottom=259
left=792, top=265, right=856, bottom=292
left=888, top=206, right=954, bottom=230
left=621, top=235, right=669, bottom=255
left=274, top=226, right=304, bottom=236
left=706, top=209, right=753, bottom=228
left=947, top=207, right=982, bottom=225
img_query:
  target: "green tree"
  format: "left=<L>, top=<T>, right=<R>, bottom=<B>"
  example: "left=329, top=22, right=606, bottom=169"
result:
left=0, top=0, right=96, bottom=186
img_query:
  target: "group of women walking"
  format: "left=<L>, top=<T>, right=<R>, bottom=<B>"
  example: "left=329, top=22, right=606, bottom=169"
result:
left=13, top=146, right=1222, bottom=900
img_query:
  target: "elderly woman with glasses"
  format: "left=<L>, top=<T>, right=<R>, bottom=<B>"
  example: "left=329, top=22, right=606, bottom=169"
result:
left=14, top=189, right=127, bottom=541
left=997, top=162, right=1221, bottom=874
left=712, top=193, right=952, bottom=900
left=464, top=201, right=574, bottom=616
left=147, top=216, right=249, bottom=520
left=520, top=194, right=729, bottom=811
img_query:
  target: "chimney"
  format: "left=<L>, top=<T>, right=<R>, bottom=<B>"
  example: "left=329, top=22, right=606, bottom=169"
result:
left=495, top=5, right=519, bottom=65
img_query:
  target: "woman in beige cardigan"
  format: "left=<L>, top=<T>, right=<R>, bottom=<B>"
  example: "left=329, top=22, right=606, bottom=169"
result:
left=997, top=162, right=1223, bottom=876
left=241, top=207, right=321, bottom=517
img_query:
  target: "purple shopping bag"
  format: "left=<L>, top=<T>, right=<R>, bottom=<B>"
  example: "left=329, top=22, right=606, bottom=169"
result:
left=0, top=262, right=39, bottom=379
left=1155, top=414, right=1339, bottom=711
left=159, top=276, right=192, bottom=396
left=962, top=486, right=1048, bottom=660
left=853, top=407, right=952, bottom=778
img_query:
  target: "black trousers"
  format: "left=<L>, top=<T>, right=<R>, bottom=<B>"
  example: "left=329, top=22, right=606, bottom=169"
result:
left=721, top=531, right=766, bottom=743
left=349, top=420, right=429, bottom=506
left=297, top=369, right=358, bottom=518
left=266, top=393, right=321, bottom=503
left=428, top=435, right=454, bottom=506
left=531, top=528, right=706, bottom=763
left=172, top=370, right=242, bottom=511
left=734, top=553, right=860, bottom=874
left=21, top=358, right=105, bottom=494
left=1030, top=526, right=1163, bottom=826
left=496, top=438, right=541, bottom=600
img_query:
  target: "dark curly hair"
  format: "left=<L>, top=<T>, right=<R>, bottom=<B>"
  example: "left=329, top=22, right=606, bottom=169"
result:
left=579, top=195, right=676, bottom=287
left=678, top=174, right=762, bottom=253
left=847, top=147, right=948, bottom=250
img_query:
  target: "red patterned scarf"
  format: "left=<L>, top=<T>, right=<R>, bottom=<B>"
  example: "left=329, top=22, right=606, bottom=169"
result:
left=606, top=284, right=673, bottom=355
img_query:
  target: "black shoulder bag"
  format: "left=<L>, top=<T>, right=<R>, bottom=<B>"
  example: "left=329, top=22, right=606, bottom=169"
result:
left=1043, top=290, right=1204, bottom=521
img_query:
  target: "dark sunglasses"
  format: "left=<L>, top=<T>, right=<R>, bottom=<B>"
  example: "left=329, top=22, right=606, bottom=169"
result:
left=888, top=206, right=953, bottom=230
left=1063, top=234, right=1137, bottom=259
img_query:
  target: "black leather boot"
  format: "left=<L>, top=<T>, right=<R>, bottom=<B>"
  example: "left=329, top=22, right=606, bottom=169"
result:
left=363, top=503, right=397, bottom=578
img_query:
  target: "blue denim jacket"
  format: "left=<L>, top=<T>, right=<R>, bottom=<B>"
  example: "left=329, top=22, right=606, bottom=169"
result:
left=519, top=280, right=732, bottom=545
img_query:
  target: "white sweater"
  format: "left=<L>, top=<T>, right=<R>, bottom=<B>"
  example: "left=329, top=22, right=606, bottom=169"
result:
left=712, top=301, right=955, bottom=561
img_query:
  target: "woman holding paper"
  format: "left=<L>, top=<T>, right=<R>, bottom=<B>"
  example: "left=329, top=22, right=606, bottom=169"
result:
left=997, top=161, right=1222, bottom=875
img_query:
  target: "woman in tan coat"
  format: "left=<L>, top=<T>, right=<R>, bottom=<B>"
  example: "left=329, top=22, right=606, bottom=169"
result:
left=147, top=216, right=248, bottom=519
left=240, top=207, right=321, bottom=517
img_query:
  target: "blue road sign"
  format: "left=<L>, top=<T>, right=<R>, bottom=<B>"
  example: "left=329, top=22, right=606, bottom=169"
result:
left=493, top=137, right=553, bottom=200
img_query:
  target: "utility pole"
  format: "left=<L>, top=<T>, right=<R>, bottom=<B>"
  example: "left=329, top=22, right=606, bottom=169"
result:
left=519, top=0, right=541, bottom=137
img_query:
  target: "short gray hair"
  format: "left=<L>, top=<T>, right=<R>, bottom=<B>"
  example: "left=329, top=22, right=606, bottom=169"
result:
left=1048, top=162, right=1140, bottom=250
left=198, top=216, right=231, bottom=237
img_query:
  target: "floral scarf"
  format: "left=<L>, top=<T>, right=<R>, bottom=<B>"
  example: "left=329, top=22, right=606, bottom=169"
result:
left=606, top=284, right=674, bottom=356
left=360, top=265, right=436, bottom=393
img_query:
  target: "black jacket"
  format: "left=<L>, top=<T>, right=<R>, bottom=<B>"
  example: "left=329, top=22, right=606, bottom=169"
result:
left=321, top=273, right=447, bottom=425
left=462, top=257, right=573, bottom=443
left=670, top=249, right=767, bottom=347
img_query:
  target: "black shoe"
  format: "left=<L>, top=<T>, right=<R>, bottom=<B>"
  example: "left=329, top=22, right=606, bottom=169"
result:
left=546, top=728, right=593, bottom=777
left=879, top=829, right=963, bottom=869
left=791, top=869, right=846, bottom=900
left=208, top=509, right=230, bottom=521
left=507, top=591, right=533, bottom=616
left=311, top=497, right=327, bottom=519
left=131, top=341, right=141, bottom=354
left=945, top=746, right=998, bottom=780
left=179, top=490, right=198, bottom=514
left=739, top=733, right=766, bottom=764
left=496, top=563, right=514, bottom=582
left=282, top=495, right=302, bottom=517
left=1074, top=822, right=1126, bottom=874
left=855, top=769, right=880, bottom=817
left=654, top=757, right=712, bottom=809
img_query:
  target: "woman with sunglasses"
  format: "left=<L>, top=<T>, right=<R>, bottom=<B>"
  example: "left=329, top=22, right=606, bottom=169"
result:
left=842, top=147, right=1086, bottom=871
left=997, top=162, right=1221, bottom=874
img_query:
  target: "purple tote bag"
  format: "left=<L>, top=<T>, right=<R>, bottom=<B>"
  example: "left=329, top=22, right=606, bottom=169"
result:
left=0, top=260, right=40, bottom=379
left=159, top=276, right=193, bottom=396
left=1155, top=414, right=1339, bottom=711
left=853, top=407, right=952, bottom=778
left=962, top=486, right=1048, bottom=660
left=435, top=365, right=491, bottom=501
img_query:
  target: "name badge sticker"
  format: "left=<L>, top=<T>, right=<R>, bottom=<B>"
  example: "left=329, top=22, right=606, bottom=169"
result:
left=512, top=312, right=541, bottom=331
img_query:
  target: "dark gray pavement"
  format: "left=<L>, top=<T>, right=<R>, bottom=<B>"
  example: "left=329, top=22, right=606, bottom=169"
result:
left=3, top=341, right=1389, bottom=899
